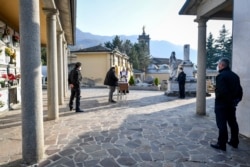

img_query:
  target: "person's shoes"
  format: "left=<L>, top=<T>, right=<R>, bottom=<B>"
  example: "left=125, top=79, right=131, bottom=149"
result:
left=69, top=106, right=73, bottom=111
left=227, top=141, right=238, bottom=148
left=210, top=143, right=226, bottom=151
left=76, top=109, right=84, bottom=112
left=111, top=100, right=116, bottom=103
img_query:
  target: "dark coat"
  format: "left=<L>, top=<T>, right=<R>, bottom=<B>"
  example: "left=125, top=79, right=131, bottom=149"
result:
left=215, top=67, right=243, bottom=106
left=68, top=68, right=82, bottom=88
left=177, top=71, right=186, bottom=84
left=104, top=68, right=118, bottom=86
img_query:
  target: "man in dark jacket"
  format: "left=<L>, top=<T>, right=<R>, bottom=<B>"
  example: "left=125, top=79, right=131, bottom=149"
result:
left=104, top=67, right=118, bottom=103
left=68, top=62, right=84, bottom=112
left=211, top=58, right=243, bottom=151
left=177, top=67, right=186, bottom=99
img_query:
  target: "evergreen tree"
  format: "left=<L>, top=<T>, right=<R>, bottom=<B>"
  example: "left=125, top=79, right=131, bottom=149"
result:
left=206, top=33, right=218, bottom=69
left=104, top=35, right=123, bottom=50
left=206, top=24, right=232, bottom=69
left=215, top=24, right=232, bottom=61
left=104, top=41, right=114, bottom=50
left=128, top=46, right=139, bottom=69
left=137, top=41, right=151, bottom=72
left=41, top=47, right=47, bottom=65
left=120, top=39, right=133, bottom=54
left=104, top=36, right=151, bottom=71
left=128, top=75, right=135, bottom=85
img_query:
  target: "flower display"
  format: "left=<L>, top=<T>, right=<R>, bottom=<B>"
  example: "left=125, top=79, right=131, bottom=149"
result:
left=5, top=47, right=13, bottom=56
left=7, top=73, right=15, bottom=80
left=1, top=73, right=20, bottom=80
left=12, top=35, right=20, bottom=43
left=5, top=47, right=16, bottom=59
left=10, top=51, right=16, bottom=60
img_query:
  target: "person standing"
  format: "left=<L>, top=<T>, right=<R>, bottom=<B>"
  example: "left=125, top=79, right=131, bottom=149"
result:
left=210, top=58, right=243, bottom=151
left=68, top=62, right=84, bottom=112
left=104, top=67, right=118, bottom=103
left=177, top=67, right=186, bottom=99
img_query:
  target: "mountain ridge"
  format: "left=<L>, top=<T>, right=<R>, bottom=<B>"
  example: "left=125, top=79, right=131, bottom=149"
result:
left=71, top=28, right=197, bottom=64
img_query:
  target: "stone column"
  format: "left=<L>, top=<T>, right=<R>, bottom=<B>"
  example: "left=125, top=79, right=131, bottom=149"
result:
left=195, top=18, right=207, bottom=115
left=64, top=42, right=69, bottom=97
left=63, top=42, right=68, bottom=98
left=181, top=44, right=194, bottom=81
left=184, top=44, right=190, bottom=61
left=19, top=0, right=44, bottom=164
left=57, top=31, right=64, bottom=105
left=44, top=9, right=59, bottom=120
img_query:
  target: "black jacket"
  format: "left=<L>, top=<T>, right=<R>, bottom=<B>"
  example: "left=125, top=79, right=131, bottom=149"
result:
left=215, top=67, right=243, bottom=105
left=104, top=68, right=118, bottom=86
left=68, top=68, right=82, bottom=88
left=177, top=71, right=186, bottom=84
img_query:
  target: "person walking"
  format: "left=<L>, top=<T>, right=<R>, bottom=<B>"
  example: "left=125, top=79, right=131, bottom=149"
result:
left=104, top=67, right=118, bottom=103
left=210, top=58, right=243, bottom=151
left=68, top=62, right=84, bottom=112
left=177, top=67, right=186, bottom=99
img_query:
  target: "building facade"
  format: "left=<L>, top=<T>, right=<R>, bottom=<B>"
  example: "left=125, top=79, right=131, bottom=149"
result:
left=71, top=45, right=133, bottom=86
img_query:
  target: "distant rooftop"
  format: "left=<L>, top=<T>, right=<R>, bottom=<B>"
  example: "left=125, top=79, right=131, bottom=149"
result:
left=71, top=45, right=111, bottom=52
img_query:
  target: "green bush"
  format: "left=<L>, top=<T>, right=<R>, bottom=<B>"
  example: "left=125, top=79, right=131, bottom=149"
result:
left=128, top=76, right=135, bottom=85
left=154, top=77, right=159, bottom=86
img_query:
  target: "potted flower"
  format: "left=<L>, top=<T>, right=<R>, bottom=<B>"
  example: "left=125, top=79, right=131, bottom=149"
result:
left=5, top=47, right=15, bottom=64
left=1, top=74, right=8, bottom=87
left=5, top=47, right=13, bottom=57
left=12, top=35, right=20, bottom=47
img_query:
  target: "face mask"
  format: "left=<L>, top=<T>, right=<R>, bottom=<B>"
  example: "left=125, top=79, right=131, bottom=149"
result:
left=79, top=67, right=81, bottom=71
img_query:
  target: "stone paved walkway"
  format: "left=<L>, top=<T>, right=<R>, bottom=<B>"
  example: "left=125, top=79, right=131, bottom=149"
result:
left=1, top=88, right=250, bottom=167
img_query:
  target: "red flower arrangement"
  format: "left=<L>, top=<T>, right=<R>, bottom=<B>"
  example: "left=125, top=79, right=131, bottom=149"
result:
left=1, top=73, right=18, bottom=80
left=12, top=35, right=20, bottom=43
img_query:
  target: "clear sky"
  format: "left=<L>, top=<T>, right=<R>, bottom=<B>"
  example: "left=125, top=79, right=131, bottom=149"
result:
left=76, top=0, right=232, bottom=50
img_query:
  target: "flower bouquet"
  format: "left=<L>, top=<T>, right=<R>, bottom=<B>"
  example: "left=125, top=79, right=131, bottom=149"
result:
left=5, top=47, right=14, bottom=57
left=5, top=47, right=16, bottom=63
left=12, top=35, right=19, bottom=43
left=1, top=73, right=18, bottom=86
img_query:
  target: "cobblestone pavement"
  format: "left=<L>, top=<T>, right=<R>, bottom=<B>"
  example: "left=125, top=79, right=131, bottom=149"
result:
left=1, top=88, right=250, bottom=167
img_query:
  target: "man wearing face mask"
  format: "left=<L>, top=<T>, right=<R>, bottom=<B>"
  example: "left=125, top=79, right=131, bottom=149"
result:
left=68, top=62, right=84, bottom=112
left=210, top=58, right=243, bottom=151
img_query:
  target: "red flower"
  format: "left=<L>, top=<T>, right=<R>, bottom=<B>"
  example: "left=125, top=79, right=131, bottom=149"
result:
left=8, top=74, right=16, bottom=80
left=13, top=35, right=20, bottom=42
left=1, top=74, right=8, bottom=79
left=1, top=73, right=17, bottom=80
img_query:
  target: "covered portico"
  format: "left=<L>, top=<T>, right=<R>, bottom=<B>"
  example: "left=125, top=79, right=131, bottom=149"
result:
left=179, top=0, right=250, bottom=138
left=0, top=0, right=76, bottom=164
